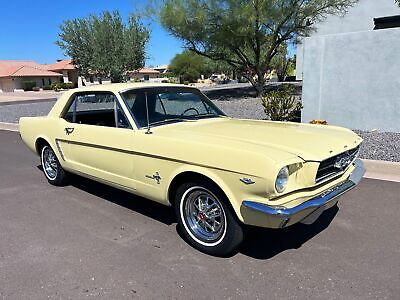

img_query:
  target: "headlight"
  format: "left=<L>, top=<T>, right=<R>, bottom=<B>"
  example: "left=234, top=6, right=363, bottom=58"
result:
left=275, top=166, right=289, bottom=193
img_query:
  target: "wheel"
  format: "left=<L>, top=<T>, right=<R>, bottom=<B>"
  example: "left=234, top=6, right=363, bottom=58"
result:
left=175, top=180, right=244, bottom=256
left=40, top=144, right=67, bottom=186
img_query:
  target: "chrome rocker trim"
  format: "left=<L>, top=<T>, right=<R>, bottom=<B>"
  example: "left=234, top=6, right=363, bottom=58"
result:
left=242, top=159, right=365, bottom=228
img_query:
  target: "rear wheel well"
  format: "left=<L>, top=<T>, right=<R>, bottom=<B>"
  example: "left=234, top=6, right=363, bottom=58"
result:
left=168, top=172, right=228, bottom=207
left=35, top=138, right=49, bottom=155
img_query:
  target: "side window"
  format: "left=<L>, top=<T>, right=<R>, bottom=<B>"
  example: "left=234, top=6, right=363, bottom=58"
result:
left=64, top=93, right=130, bottom=128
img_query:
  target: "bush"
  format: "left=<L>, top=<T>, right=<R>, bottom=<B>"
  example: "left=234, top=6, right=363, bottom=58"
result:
left=22, top=81, right=36, bottom=91
left=161, top=79, right=168, bottom=83
left=61, top=82, right=74, bottom=89
left=32, top=87, right=40, bottom=92
left=43, top=85, right=52, bottom=90
left=51, top=82, right=61, bottom=91
left=261, top=84, right=303, bottom=122
left=183, top=81, right=189, bottom=85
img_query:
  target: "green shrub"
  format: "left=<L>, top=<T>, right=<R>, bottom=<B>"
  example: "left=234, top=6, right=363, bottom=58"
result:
left=183, top=81, right=189, bottom=85
left=22, top=81, right=36, bottom=91
left=43, top=85, right=52, bottom=90
left=161, top=79, right=168, bottom=83
left=32, top=87, right=40, bottom=92
left=261, top=84, right=303, bottom=122
left=65, top=82, right=74, bottom=89
left=51, top=82, right=62, bottom=91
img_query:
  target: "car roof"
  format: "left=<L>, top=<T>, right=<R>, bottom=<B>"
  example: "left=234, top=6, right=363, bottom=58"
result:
left=70, top=82, right=196, bottom=93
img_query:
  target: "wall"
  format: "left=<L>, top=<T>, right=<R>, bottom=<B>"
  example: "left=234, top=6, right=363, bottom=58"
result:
left=301, top=28, right=400, bottom=132
left=296, top=0, right=399, bottom=80
left=0, top=78, right=15, bottom=92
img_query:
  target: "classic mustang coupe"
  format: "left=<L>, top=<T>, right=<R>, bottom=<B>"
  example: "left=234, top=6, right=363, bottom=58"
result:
left=20, top=83, right=365, bottom=256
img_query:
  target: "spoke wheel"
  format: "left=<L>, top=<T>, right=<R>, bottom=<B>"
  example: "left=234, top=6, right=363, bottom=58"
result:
left=42, top=146, right=58, bottom=180
left=183, top=187, right=226, bottom=245
left=175, top=180, right=244, bottom=256
left=40, top=144, right=67, bottom=186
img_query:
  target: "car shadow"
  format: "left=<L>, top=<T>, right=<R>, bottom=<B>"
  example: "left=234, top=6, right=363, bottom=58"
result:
left=37, top=166, right=176, bottom=226
left=38, top=165, right=338, bottom=259
left=239, top=205, right=338, bottom=259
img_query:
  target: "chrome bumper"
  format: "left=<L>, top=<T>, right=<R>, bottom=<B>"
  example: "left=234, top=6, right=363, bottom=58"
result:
left=241, top=159, right=365, bottom=228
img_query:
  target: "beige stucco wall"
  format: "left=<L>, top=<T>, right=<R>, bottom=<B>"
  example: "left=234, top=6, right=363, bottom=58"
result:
left=129, top=73, right=159, bottom=81
left=0, top=78, right=15, bottom=92
left=0, top=76, right=62, bottom=92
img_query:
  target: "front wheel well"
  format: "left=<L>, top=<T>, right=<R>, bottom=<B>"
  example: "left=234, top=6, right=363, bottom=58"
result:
left=168, top=171, right=229, bottom=207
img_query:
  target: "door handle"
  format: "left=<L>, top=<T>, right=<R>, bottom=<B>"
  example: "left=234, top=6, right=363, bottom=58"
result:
left=65, top=127, right=74, bottom=135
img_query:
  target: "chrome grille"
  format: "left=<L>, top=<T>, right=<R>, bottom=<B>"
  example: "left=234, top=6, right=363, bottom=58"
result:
left=316, top=146, right=360, bottom=183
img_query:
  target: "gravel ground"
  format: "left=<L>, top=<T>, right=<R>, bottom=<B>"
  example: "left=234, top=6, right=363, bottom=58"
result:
left=0, top=86, right=398, bottom=162
left=355, top=130, right=400, bottom=162
left=212, top=97, right=266, bottom=119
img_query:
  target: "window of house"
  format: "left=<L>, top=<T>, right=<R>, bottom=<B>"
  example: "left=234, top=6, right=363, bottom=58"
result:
left=63, top=92, right=131, bottom=129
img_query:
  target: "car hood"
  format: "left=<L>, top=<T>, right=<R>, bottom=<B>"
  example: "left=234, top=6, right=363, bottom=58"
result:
left=157, top=118, right=362, bottom=162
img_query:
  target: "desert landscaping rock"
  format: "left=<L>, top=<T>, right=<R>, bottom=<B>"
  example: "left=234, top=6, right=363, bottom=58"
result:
left=354, top=130, right=400, bottom=162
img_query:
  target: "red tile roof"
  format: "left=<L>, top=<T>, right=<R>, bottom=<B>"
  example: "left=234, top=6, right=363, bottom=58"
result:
left=12, top=66, right=63, bottom=77
left=128, top=67, right=160, bottom=74
left=0, top=60, right=68, bottom=78
left=45, top=59, right=75, bottom=71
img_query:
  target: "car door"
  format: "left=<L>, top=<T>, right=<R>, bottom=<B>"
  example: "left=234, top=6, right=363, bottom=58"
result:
left=59, top=91, right=136, bottom=190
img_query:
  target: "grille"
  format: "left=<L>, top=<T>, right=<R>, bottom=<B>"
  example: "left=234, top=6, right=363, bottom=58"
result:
left=316, top=146, right=360, bottom=183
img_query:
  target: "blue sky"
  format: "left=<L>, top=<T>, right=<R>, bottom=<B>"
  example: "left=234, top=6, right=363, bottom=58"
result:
left=0, top=0, right=183, bottom=66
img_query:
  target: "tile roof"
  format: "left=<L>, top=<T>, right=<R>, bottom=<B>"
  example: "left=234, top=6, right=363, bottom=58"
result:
left=0, top=60, right=68, bottom=78
left=11, top=66, right=63, bottom=77
left=128, top=67, right=160, bottom=74
left=45, top=59, right=75, bottom=71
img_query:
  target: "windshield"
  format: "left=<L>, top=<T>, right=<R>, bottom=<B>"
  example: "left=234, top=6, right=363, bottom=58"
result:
left=120, top=87, right=225, bottom=128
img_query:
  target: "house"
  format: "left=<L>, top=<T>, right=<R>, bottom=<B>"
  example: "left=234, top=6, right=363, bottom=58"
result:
left=153, top=65, right=169, bottom=74
left=0, top=59, right=80, bottom=92
left=296, top=0, right=400, bottom=132
left=45, top=59, right=78, bottom=87
left=127, top=67, right=160, bottom=81
left=0, top=60, right=62, bottom=92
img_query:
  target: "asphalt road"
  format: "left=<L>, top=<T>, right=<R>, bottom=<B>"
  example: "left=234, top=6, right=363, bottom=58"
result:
left=0, top=130, right=399, bottom=299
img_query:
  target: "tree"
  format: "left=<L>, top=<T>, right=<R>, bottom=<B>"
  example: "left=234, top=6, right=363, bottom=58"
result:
left=57, top=11, right=150, bottom=83
left=169, top=50, right=211, bottom=82
left=158, top=0, right=358, bottom=95
left=270, top=43, right=291, bottom=82
left=396, top=0, right=400, bottom=7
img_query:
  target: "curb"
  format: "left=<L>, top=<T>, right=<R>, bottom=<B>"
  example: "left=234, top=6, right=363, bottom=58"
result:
left=0, top=122, right=19, bottom=132
left=362, top=159, right=400, bottom=183
left=0, top=98, right=57, bottom=106
left=0, top=122, right=399, bottom=183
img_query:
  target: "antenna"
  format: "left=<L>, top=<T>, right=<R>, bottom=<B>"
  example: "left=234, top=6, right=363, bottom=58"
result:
left=145, top=92, right=152, bottom=134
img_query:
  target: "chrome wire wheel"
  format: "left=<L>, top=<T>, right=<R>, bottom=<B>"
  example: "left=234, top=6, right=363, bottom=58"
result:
left=181, top=186, right=227, bottom=246
left=41, top=146, right=58, bottom=180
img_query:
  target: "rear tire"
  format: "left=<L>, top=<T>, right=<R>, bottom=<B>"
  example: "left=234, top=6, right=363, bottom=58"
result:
left=174, top=180, right=244, bottom=256
left=40, top=144, right=67, bottom=186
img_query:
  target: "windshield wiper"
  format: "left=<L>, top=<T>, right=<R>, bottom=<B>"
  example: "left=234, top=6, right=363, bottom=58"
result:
left=149, top=118, right=189, bottom=126
left=188, top=113, right=220, bottom=119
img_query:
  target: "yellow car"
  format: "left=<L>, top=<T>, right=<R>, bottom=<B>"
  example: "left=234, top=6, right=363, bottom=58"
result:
left=19, top=83, right=365, bottom=256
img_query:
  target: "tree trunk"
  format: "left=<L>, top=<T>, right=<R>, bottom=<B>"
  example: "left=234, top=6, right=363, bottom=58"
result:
left=254, top=75, right=266, bottom=97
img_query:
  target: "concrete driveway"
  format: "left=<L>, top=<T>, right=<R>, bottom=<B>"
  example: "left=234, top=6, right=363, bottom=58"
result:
left=0, top=130, right=399, bottom=299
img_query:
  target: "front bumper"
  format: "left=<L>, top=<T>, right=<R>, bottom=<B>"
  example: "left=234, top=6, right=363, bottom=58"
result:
left=241, top=159, right=365, bottom=228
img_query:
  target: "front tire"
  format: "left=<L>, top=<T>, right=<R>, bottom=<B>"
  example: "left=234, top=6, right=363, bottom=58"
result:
left=175, top=181, right=244, bottom=256
left=40, top=144, right=67, bottom=186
